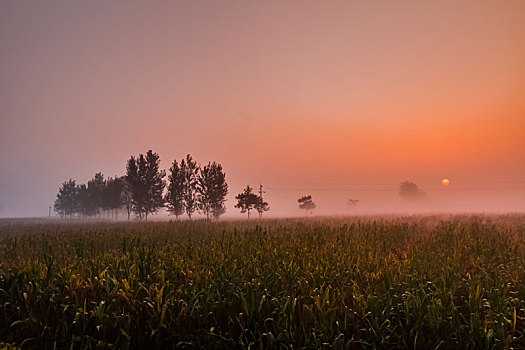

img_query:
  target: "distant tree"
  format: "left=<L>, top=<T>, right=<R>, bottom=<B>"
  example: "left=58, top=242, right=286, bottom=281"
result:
left=399, top=181, right=425, bottom=201
left=255, top=183, right=270, bottom=219
left=126, top=150, right=166, bottom=220
left=235, top=185, right=259, bottom=219
left=165, top=160, right=185, bottom=220
left=87, top=172, right=106, bottom=218
left=347, top=198, right=359, bottom=207
left=180, top=154, right=199, bottom=220
left=54, top=179, right=78, bottom=218
left=198, top=162, right=228, bottom=220
left=121, top=176, right=133, bottom=221
left=126, top=155, right=144, bottom=219
left=77, top=183, right=97, bottom=218
left=76, top=184, right=88, bottom=218
left=105, top=177, right=124, bottom=219
left=298, top=195, right=316, bottom=215
left=142, top=150, right=166, bottom=220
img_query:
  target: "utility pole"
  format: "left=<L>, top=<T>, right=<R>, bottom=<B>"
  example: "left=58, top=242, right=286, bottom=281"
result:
left=258, top=183, right=266, bottom=219
left=259, top=183, right=265, bottom=201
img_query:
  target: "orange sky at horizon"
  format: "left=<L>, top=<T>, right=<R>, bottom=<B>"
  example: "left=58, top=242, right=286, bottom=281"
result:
left=0, top=1, right=524, bottom=217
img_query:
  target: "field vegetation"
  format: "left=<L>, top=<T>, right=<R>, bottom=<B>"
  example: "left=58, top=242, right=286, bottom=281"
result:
left=0, top=214, right=524, bottom=349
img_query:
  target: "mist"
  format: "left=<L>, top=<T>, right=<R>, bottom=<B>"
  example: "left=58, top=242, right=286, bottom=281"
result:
left=1, top=1, right=524, bottom=218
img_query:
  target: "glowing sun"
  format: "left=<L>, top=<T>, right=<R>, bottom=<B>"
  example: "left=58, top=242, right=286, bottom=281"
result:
left=441, top=178, right=450, bottom=186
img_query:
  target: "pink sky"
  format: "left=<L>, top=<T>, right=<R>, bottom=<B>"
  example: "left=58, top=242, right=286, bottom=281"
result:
left=1, top=1, right=524, bottom=217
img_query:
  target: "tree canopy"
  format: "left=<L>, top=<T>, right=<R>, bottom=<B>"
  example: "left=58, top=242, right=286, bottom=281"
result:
left=125, top=150, right=166, bottom=220
left=399, top=181, right=425, bottom=201
left=198, top=162, right=228, bottom=220
left=180, top=154, right=199, bottom=220
left=235, top=185, right=260, bottom=219
left=165, top=160, right=185, bottom=219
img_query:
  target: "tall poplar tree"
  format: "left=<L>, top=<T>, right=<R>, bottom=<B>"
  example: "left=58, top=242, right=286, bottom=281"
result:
left=87, top=172, right=105, bottom=218
left=126, top=155, right=144, bottom=219
left=180, top=154, right=199, bottom=219
left=105, top=177, right=124, bottom=219
left=198, top=162, right=228, bottom=220
left=54, top=179, right=78, bottom=218
left=165, top=160, right=185, bottom=220
left=126, top=150, right=165, bottom=220
left=142, top=150, right=166, bottom=220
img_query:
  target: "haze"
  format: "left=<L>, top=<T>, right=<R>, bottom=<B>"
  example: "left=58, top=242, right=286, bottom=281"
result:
left=1, top=1, right=524, bottom=218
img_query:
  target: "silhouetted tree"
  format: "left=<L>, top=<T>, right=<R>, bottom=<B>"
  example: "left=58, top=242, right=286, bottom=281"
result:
left=298, top=195, right=316, bottom=215
left=235, top=185, right=259, bottom=219
left=105, top=177, right=124, bottom=219
left=87, top=172, right=105, bottom=218
left=76, top=184, right=88, bottom=218
left=121, top=176, right=133, bottom=221
left=77, top=183, right=97, bottom=218
left=126, top=150, right=166, bottom=220
left=255, top=183, right=270, bottom=219
left=180, top=154, right=199, bottom=220
left=142, top=150, right=166, bottom=220
left=165, top=160, right=185, bottom=220
left=54, top=179, right=78, bottom=218
left=126, top=156, right=143, bottom=219
left=198, top=162, right=228, bottom=220
left=399, top=181, right=425, bottom=201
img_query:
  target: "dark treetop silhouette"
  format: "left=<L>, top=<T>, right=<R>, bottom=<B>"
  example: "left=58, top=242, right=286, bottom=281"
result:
left=197, top=162, right=228, bottom=220
left=298, top=195, right=316, bottom=215
left=125, top=150, right=166, bottom=221
left=235, top=185, right=260, bottom=219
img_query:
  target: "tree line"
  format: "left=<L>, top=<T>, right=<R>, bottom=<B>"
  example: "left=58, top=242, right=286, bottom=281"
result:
left=53, top=173, right=125, bottom=220
left=54, top=150, right=274, bottom=220
left=55, top=158, right=426, bottom=220
left=54, top=151, right=230, bottom=220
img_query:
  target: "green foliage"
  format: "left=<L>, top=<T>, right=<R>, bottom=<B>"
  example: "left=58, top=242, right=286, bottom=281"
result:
left=0, top=215, right=524, bottom=348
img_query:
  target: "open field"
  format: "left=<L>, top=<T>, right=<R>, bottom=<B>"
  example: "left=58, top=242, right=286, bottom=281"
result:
left=1, top=215, right=525, bottom=349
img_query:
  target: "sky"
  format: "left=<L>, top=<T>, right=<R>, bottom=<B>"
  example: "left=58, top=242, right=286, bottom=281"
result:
left=1, top=0, right=524, bottom=218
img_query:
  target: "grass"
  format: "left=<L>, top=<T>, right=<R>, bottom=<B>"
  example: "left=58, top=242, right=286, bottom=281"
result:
left=0, top=214, right=524, bottom=349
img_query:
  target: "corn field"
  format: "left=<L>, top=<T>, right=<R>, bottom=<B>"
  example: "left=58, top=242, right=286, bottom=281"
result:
left=1, top=214, right=524, bottom=349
